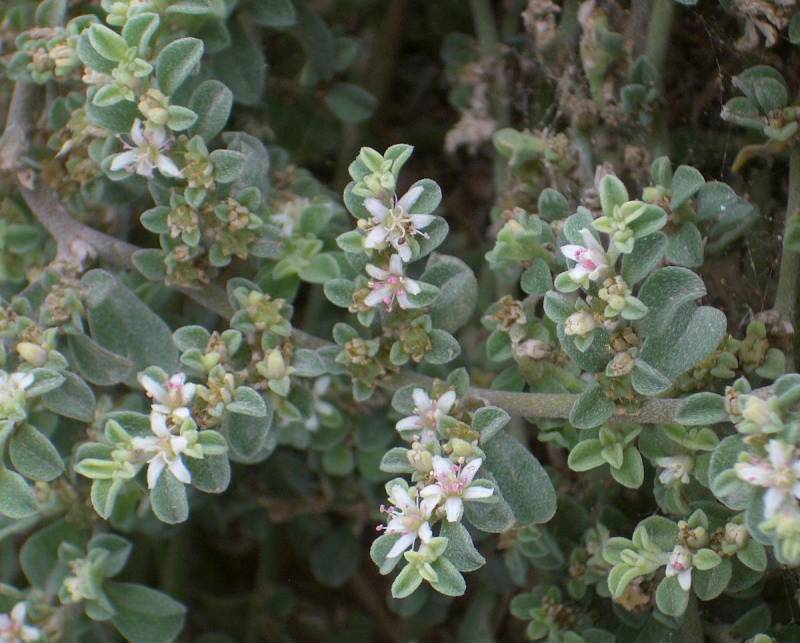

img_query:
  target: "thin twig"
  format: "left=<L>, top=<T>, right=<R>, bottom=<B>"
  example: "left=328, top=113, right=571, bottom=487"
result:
left=774, top=147, right=800, bottom=368
left=0, top=82, right=39, bottom=171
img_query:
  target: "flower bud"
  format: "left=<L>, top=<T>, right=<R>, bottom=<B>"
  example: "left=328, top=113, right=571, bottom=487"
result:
left=17, top=342, right=48, bottom=367
left=564, top=311, right=596, bottom=336
left=263, top=349, right=287, bottom=380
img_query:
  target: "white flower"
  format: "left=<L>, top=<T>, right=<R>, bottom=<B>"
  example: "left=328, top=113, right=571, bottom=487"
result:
left=560, top=228, right=608, bottom=283
left=395, top=388, right=456, bottom=442
left=382, top=483, right=433, bottom=559
left=735, top=439, right=800, bottom=517
left=109, top=119, right=182, bottom=179
left=420, top=456, right=494, bottom=522
left=364, top=254, right=422, bottom=312
left=0, top=602, right=40, bottom=642
left=139, top=372, right=196, bottom=422
left=362, top=186, right=434, bottom=262
left=131, top=413, right=192, bottom=489
left=656, top=455, right=694, bottom=486
left=665, top=545, right=693, bottom=591
left=0, top=371, right=34, bottom=406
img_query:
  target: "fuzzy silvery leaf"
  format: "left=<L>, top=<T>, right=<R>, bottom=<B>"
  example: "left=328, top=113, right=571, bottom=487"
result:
left=150, top=470, right=189, bottom=524
left=675, top=392, right=727, bottom=425
left=655, top=575, right=689, bottom=617
left=670, top=165, right=705, bottom=209
left=249, top=0, right=297, bottom=27
left=429, top=557, right=466, bottom=597
left=537, top=188, right=568, bottom=221
left=425, top=330, right=460, bottom=364
left=222, top=408, right=274, bottom=463
left=440, top=522, right=485, bottom=572
left=0, top=469, right=38, bottom=519
left=598, top=175, right=629, bottom=216
left=226, top=387, right=267, bottom=417
left=391, top=563, right=423, bottom=599
left=543, top=291, right=573, bottom=323
left=106, top=581, right=186, bottom=643
left=324, top=83, right=377, bottom=124
left=630, top=359, right=672, bottom=396
left=610, top=447, right=644, bottom=489
left=187, top=454, right=231, bottom=494
left=21, top=519, right=88, bottom=597
left=188, top=80, right=234, bottom=141
left=520, top=258, right=553, bottom=296
left=156, top=37, right=204, bottom=95
left=26, top=369, right=65, bottom=398
left=472, top=406, right=510, bottom=444
left=422, top=255, right=477, bottom=333
left=483, top=431, right=556, bottom=525
left=81, top=270, right=179, bottom=379
left=666, top=223, right=703, bottom=268
left=693, top=557, right=731, bottom=601
left=557, top=325, right=611, bottom=373
left=370, top=534, right=404, bottom=575
left=132, top=249, right=167, bottom=282
left=89, top=533, right=132, bottom=578
left=122, top=12, right=160, bottom=51
left=209, top=19, right=266, bottom=105
left=638, top=267, right=706, bottom=335
left=9, top=424, right=63, bottom=482
left=709, top=435, right=751, bottom=510
left=172, top=326, right=211, bottom=352
left=41, top=372, right=96, bottom=422
left=736, top=538, right=767, bottom=572
left=486, top=329, right=512, bottom=362
left=88, top=24, right=129, bottom=63
left=380, top=447, right=415, bottom=474
left=310, top=528, right=361, bottom=588
left=567, top=439, right=605, bottom=471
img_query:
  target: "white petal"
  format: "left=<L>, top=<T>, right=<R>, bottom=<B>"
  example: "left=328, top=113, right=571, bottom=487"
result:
left=389, top=484, right=413, bottom=509
left=365, top=225, right=389, bottom=248
left=170, top=435, right=189, bottom=452
left=412, top=389, right=432, bottom=410
left=568, top=264, right=591, bottom=281
left=418, top=520, right=432, bottom=543
left=10, top=602, right=26, bottom=622
left=109, top=150, right=139, bottom=172
left=365, top=287, right=390, bottom=307
left=768, top=439, right=791, bottom=468
left=764, top=486, right=786, bottom=517
left=580, top=228, right=604, bottom=254
left=444, top=496, right=463, bottom=522
left=464, top=484, right=494, bottom=500
left=140, top=374, right=166, bottom=401
left=389, top=254, right=404, bottom=275
left=364, top=198, right=389, bottom=220
left=387, top=533, right=415, bottom=559
left=365, top=263, right=388, bottom=280
left=460, top=458, right=482, bottom=484
left=398, top=185, right=424, bottom=211
left=147, top=456, right=166, bottom=489
left=131, top=436, right=158, bottom=452
left=403, top=278, right=421, bottom=295
left=419, top=484, right=443, bottom=499
left=157, top=154, right=182, bottom=178
left=168, top=456, right=192, bottom=484
left=130, top=119, right=144, bottom=145
left=437, top=390, right=456, bottom=414
left=395, top=241, right=412, bottom=262
left=432, top=456, right=452, bottom=478
left=560, top=244, right=584, bottom=261
left=410, top=214, right=435, bottom=229
left=396, top=415, right=422, bottom=431
left=150, top=412, right=170, bottom=437
left=420, top=495, right=439, bottom=516
left=678, top=568, right=692, bottom=591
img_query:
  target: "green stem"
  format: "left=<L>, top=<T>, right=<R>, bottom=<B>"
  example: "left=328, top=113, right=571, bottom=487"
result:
left=644, top=0, right=675, bottom=158
left=775, top=147, right=800, bottom=367
left=469, top=0, right=509, bottom=192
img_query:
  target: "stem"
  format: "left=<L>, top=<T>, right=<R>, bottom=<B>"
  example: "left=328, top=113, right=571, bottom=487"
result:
left=18, top=182, right=771, bottom=425
left=0, top=82, right=39, bottom=171
left=775, top=147, right=800, bottom=367
left=644, top=0, right=676, bottom=158
left=469, top=0, right=510, bottom=192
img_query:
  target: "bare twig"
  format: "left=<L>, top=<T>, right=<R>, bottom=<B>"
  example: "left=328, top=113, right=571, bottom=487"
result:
left=0, top=82, right=39, bottom=171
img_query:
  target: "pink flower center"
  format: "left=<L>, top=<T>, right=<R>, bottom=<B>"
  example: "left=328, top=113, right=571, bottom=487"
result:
left=574, top=248, right=597, bottom=270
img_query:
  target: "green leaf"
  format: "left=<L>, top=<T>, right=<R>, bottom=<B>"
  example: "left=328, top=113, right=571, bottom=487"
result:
left=226, top=387, right=267, bottom=417
left=0, top=468, right=38, bottom=519
left=132, top=249, right=167, bottom=281
left=598, top=175, right=629, bottom=216
left=66, top=334, right=134, bottom=386
left=441, top=522, right=486, bottom=572
left=693, top=557, right=731, bottom=600
left=210, top=149, right=245, bottom=183
left=426, top=330, right=461, bottom=364
left=520, top=258, right=553, bottom=295
left=655, top=575, right=689, bottom=617
left=675, top=392, right=727, bottom=425
left=309, top=528, right=361, bottom=588
left=670, top=165, right=705, bottom=209
left=638, top=267, right=706, bottom=335
left=150, top=471, right=189, bottom=524
left=21, top=519, right=89, bottom=596
left=567, top=439, right=605, bottom=471
left=429, top=556, right=466, bottom=596
left=472, top=406, right=510, bottom=444
left=9, top=424, right=64, bottom=482
left=424, top=255, right=478, bottom=333
left=156, top=37, right=204, bottom=95
left=81, top=270, right=179, bottom=381
left=249, top=0, right=297, bottom=26
left=222, top=408, right=274, bottom=464
left=324, top=83, right=377, bottom=123
left=737, top=538, right=766, bottom=572
left=41, top=371, right=96, bottom=422
left=391, top=563, right=423, bottom=598
left=483, top=432, right=556, bottom=525
left=323, top=279, right=355, bottom=308
left=569, top=382, right=614, bottom=429
left=106, top=582, right=186, bottom=643
left=610, top=447, right=644, bottom=488
left=538, top=188, right=569, bottom=220
left=89, top=533, right=132, bottom=577
left=89, top=24, right=129, bottom=63
left=666, top=223, right=703, bottom=268
left=188, top=80, right=234, bottom=141
left=209, top=19, right=265, bottom=105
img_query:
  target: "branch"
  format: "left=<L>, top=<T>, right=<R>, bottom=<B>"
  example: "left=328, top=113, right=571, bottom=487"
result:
left=0, top=82, right=39, bottom=171
left=774, top=147, right=800, bottom=367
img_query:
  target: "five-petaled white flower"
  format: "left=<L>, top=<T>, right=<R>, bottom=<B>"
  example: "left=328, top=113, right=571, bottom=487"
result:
left=656, top=455, right=693, bottom=486
left=0, top=371, right=34, bottom=406
left=665, top=545, right=693, bottom=591
left=0, top=602, right=40, bottom=642
left=363, top=186, right=434, bottom=262
left=420, top=456, right=494, bottom=522
left=560, top=228, right=608, bottom=284
left=109, top=119, right=182, bottom=179
left=132, top=412, right=192, bottom=489
left=382, top=483, right=433, bottom=559
left=395, top=388, right=456, bottom=442
left=735, top=439, right=800, bottom=517
left=139, top=372, right=196, bottom=422
left=365, top=254, right=421, bottom=312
